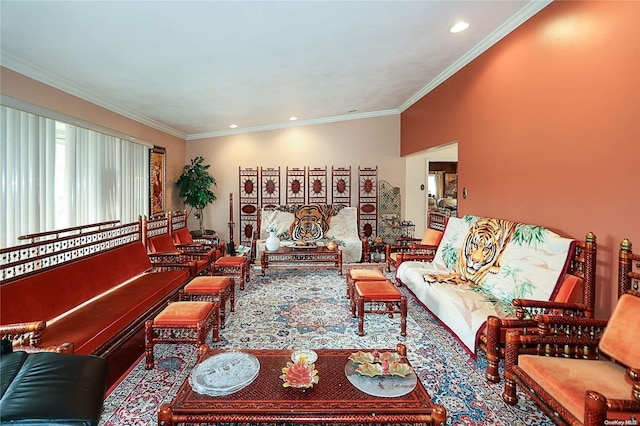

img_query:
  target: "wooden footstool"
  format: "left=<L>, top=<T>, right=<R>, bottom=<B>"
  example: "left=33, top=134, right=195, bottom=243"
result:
left=346, top=268, right=387, bottom=300
left=179, top=276, right=235, bottom=328
left=145, top=301, right=219, bottom=369
left=214, top=256, right=250, bottom=290
left=352, top=280, right=407, bottom=337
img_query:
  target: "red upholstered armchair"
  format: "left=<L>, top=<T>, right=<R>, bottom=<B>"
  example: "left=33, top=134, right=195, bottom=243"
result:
left=147, top=233, right=211, bottom=277
left=145, top=216, right=211, bottom=277
left=502, top=291, right=640, bottom=425
left=384, top=212, right=448, bottom=272
left=172, top=227, right=222, bottom=264
left=501, top=238, right=640, bottom=425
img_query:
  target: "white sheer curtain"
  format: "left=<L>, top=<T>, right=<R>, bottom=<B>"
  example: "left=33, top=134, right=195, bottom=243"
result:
left=1, top=105, right=149, bottom=249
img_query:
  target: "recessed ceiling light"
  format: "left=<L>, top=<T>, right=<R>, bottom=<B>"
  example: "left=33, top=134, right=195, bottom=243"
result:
left=450, top=22, right=469, bottom=33
left=289, top=116, right=298, bottom=121
left=229, top=124, right=238, bottom=128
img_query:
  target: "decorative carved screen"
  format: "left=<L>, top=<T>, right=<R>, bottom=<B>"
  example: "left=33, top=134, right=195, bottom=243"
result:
left=378, top=180, right=401, bottom=243
left=331, top=166, right=351, bottom=206
left=239, top=167, right=259, bottom=247
left=240, top=165, right=384, bottom=243
left=286, top=167, right=306, bottom=205
left=260, top=167, right=281, bottom=208
left=358, top=167, right=378, bottom=239
left=307, top=167, right=327, bottom=204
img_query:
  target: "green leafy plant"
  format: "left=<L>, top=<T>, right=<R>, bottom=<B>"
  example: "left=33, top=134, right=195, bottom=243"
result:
left=176, top=156, right=217, bottom=234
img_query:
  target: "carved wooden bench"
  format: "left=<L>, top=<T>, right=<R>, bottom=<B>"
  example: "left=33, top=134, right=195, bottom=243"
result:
left=0, top=219, right=191, bottom=357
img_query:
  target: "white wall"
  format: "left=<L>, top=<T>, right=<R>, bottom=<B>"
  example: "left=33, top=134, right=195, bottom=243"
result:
left=183, top=115, right=404, bottom=242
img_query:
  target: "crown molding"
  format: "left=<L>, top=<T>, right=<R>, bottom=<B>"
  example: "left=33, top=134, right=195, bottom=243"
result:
left=1, top=52, right=187, bottom=140
left=399, top=0, right=552, bottom=112
left=186, top=109, right=399, bottom=140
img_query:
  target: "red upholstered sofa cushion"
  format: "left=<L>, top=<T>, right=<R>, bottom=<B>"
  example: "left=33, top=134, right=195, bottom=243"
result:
left=1, top=242, right=153, bottom=325
left=172, top=228, right=194, bottom=244
left=0, top=241, right=190, bottom=354
left=42, top=269, right=189, bottom=354
left=148, top=234, right=178, bottom=253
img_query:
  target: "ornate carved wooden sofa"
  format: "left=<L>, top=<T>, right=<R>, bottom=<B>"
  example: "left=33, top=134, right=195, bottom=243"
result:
left=0, top=219, right=191, bottom=356
left=252, top=204, right=367, bottom=264
left=501, top=238, right=640, bottom=425
left=395, top=215, right=595, bottom=359
left=385, top=211, right=449, bottom=272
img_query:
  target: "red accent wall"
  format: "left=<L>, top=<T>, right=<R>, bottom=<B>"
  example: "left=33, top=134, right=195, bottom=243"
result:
left=401, top=1, right=640, bottom=318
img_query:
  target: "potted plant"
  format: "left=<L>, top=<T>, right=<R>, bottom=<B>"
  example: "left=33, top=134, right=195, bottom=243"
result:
left=176, top=156, right=217, bottom=235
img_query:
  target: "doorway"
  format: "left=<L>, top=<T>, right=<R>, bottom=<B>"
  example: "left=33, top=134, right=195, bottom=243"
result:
left=425, top=142, right=458, bottom=223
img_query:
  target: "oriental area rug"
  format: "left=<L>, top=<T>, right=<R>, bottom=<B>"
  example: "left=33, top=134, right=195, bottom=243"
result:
left=99, top=267, right=553, bottom=426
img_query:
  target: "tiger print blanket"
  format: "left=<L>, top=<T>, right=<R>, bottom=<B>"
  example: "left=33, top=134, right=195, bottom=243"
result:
left=424, top=217, right=517, bottom=286
left=396, top=215, right=574, bottom=354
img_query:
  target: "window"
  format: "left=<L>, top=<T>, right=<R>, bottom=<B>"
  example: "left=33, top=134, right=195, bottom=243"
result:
left=1, top=105, right=149, bottom=249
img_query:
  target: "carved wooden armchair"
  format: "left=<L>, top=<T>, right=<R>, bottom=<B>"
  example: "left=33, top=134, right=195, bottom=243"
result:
left=502, top=290, right=640, bottom=425
left=171, top=212, right=223, bottom=263
left=501, top=238, right=640, bottom=425
left=482, top=232, right=597, bottom=382
left=384, top=212, right=448, bottom=272
left=145, top=216, right=211, bottom=277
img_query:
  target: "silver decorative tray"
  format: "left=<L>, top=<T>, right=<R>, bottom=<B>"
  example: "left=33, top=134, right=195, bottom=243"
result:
left=189, top=352, right=260, bottom=397
left=344, top=360, right=417, bottom=398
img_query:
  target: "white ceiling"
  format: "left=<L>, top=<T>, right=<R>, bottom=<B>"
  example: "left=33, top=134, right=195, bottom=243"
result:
left=0, top=1, right=549, bottom=140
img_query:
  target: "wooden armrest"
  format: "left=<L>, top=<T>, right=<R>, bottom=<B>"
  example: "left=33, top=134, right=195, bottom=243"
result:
left=513, top=299, right=590, bottom=310
left=397, top=237, right=421, bottom=243
left=149, top=251, right=182, bottom=257
left=397, top=252, right=436, bottom=262
left=148, top=263, right=193, bottom=273
left=385, top=244, right=410, bottom=251
left=1, top=321, right=47, bottom=348
left=408, top=243, right=438, bottom=251
left=512, top=300, right=591, bottom=320
left=517, top=333, right=602, bottom=348
left=491, top=317, right=539, bottom=329
left=177, top=244, right=211, bottom=255
left=148, top=252, right=187, bottom=263
left=532, top=315, right=608, bottom=327
left=1, top=321, right=47, bottom=337
left=175, top=242, right=206, bottom=249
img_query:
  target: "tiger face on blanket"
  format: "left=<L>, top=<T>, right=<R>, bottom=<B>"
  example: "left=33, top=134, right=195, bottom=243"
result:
left=425, top=217, right=517, bottom=285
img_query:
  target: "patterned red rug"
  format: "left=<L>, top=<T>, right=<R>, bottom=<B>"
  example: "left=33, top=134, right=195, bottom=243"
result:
left=99, top=267, right=552, bottom=425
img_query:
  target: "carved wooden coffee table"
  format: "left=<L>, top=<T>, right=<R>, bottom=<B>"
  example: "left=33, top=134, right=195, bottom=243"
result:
left=260, top=246, right=342, bottom=276
left=158, top=344, right=446, bottom=425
